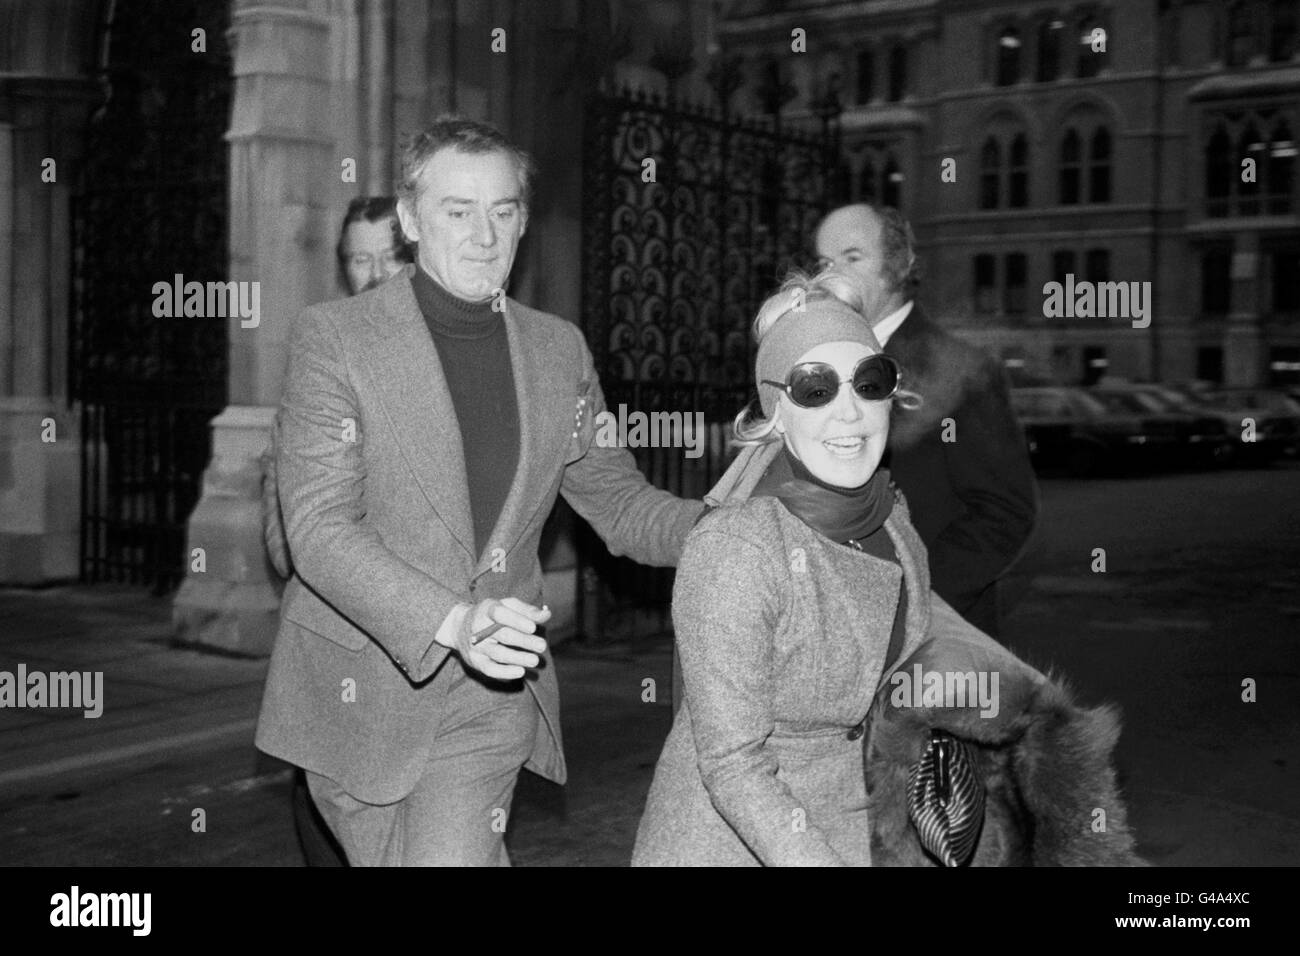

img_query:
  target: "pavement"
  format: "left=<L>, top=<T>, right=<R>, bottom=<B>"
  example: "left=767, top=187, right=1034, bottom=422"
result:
left=1, top=463, right=1298, bottom=866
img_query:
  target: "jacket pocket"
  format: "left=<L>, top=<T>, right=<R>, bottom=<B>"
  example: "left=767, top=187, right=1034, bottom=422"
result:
left=282, top=582, right=371, bottom=653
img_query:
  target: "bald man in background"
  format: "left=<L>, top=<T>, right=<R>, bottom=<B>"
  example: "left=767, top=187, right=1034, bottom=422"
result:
left=815, top=203, right=1038, bottom=637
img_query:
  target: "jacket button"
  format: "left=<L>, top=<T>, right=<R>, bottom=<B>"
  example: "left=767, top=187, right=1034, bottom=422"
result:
left=846, top=721, right=865, bottom=741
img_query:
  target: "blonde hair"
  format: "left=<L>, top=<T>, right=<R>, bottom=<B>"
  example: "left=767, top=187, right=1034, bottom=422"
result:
left=733, top=267, right=921, bottom=447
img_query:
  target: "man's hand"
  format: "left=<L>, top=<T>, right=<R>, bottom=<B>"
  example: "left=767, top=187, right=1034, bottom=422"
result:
left=439, top=598, right=551, bottom=681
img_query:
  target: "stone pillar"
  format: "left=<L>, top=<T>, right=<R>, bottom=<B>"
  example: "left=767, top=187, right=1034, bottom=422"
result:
left=0, top=17, right=98, bottom=584
left=173, top=0, right=340, bottom=653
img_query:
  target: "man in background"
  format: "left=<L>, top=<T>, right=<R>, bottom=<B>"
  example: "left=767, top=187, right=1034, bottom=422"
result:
left=263, top=195, right=412, bottom=865
left=815, top=203, right=1038, bottom=637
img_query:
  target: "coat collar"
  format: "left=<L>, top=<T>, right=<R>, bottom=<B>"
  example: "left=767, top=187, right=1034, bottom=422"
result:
left=703, top=441, right=931, bottom=671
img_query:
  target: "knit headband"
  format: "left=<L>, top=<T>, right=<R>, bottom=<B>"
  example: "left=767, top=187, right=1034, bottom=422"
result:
left=756, top=296, right=882, bottom=419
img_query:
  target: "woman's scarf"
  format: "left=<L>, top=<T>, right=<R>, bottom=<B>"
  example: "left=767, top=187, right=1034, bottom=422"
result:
left=750, top=444, right=894, bottom=546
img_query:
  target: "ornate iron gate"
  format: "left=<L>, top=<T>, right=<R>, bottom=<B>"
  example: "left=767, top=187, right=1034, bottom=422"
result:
left=70, top=0, right=231, bottom=593
left=577, top=83, right=832, bottom=640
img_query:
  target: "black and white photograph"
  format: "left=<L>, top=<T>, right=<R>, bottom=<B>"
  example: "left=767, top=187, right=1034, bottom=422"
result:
left=0, top=0, right=1295, bottom=909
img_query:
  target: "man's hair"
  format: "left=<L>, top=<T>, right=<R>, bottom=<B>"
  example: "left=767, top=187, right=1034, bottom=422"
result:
left=335, top=195, right=411, bottom=265
left=874, top=205, right=921, bottom=295
left=396, top=115, right=537, bottom=212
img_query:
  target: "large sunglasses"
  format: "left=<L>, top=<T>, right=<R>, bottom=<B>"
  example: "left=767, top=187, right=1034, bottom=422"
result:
left=761, top=354, right=901, bottom=408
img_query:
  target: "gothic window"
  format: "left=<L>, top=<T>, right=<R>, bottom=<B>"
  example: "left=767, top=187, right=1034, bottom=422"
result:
left=1202, top=249, right=1231, bottom=315
left=980, top=137, right=1002, bottom=209
left=1272, top=0, right=1297, bottom=61
left=1267, top=120, right=1295, bottom=215
left=1010, top=133, right=1030, bottom=207
left=856, top=50, right=875, bottom=103
left=974, top=254, right=998, bottom=313
left=883, top=155, right=903, bottom=208
left=1239, top=121, right=1263, bottom=215
left=997, top=27, right=1022, bottom=86
left=860, top=157, right=878, bottom=203
left=1085, top=248, right=1111, bottom=283
left=1273, top=248, right=1300, bottom=313
left=1037, top=17, right=1063, bottom=81
left=1004, top=253, right=1027, bottom=315
left=1077, top=13, right=1105, bottom=78
left=888, top=44, right=907, bottom=101
left=1089, top=127, right=1112, bottom=203
left=1052, top=249, right=1077, bottom=285
left=1205, top=126, right=1232, bottom=217
left=1060, top=128, right=1082, bottom=204
left=1227, top=1, right=1256, bottom=67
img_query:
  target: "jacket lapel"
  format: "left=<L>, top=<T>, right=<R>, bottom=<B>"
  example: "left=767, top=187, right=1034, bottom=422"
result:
left=472, top=301, right=569, bottom=576
left=358, top=272, right=475, bottom=558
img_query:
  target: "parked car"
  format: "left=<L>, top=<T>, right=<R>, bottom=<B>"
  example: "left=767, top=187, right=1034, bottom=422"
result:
left=1010, top=386, right=1178, bottom=477
left=1190, top=388, right=1300, bottom=463
left=1087, top=384, right=1233, bottom=468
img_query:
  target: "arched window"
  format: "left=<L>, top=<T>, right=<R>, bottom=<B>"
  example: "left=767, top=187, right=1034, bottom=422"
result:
left=1227, top=1, right=1256, bottom=66
left=1060, top=128, right=1082, bottom=204
left=1272, top=0, right=1298, bottom=62
left=1089, top=127, right=1112, bottom=203
left=1206, top=126, right=1232, bottom=216
left=1037, top=17, right=1063, bottom=81
left=980, top=137, right=1002, bottom=209
left=1010, top=133, right=1030, bottom=207
left=1004, top=252, right=1027, bottom=316
left=1202, top=249, right=1232, bottom=314
left=1267, top=120, right=1295, bottom=215
left=883, top=155, right=903, bottom=208
left=859, top=157, right=878, bottom=203
left=974, top=254, right=998, bottom=313
left=1240, top=121, right=1263, bottom=214
left=1085, top=248, right=1110, bottom=283
left=1077, top=14, right=1104, bottom=78
left=856, top=49, right=875, bottom=104
left=997, top=27, right=1022, bottom=86
left=888, top=44, right=907, bottom=101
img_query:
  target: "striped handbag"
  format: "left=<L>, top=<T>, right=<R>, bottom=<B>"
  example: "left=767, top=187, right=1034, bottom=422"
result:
left=907, top=729, right=986, bottom=867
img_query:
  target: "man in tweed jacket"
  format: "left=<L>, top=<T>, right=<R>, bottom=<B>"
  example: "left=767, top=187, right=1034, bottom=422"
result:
left=255, top=117, right=702, bottom=865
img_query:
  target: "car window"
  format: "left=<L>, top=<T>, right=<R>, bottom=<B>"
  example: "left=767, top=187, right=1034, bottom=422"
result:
left=1069, top=391, right=1108, bottom=416
left=1132, top=392, right=1171, bottom=413
left=1091, top=392, right=1146, bottom=414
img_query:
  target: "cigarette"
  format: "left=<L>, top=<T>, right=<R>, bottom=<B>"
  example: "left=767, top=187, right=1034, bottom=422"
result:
left=470, top=621, right=505, bottom=646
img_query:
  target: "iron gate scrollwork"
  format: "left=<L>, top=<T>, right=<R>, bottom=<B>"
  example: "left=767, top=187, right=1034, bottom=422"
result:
left=578, top=83, right=832, bottom=641
left=70, top=0, right=231, bottom=593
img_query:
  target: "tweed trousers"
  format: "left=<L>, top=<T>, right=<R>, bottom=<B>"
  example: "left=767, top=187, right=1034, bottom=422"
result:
left=306, top=664, right=540, bottom=866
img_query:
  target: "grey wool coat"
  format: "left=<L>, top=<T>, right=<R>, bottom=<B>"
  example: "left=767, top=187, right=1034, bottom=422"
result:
left=634, top=441, right=1141, bottom=867
left=255, top=269, right=701, bottom=804
left=633, top=442, right=935, bottom=866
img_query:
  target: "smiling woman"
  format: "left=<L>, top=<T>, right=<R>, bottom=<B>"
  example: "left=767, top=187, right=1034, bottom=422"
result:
left=632, top=269, right=925, bottom=866
left=632, top=268, right=1142, bottom=867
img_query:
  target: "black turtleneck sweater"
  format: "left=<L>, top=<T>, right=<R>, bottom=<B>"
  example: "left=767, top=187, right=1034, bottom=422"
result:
left=412, top=265, right=520, bottom=562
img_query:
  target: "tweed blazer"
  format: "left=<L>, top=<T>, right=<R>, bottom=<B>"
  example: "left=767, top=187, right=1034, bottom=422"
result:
left=255, top=269, right=701, bottom=803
